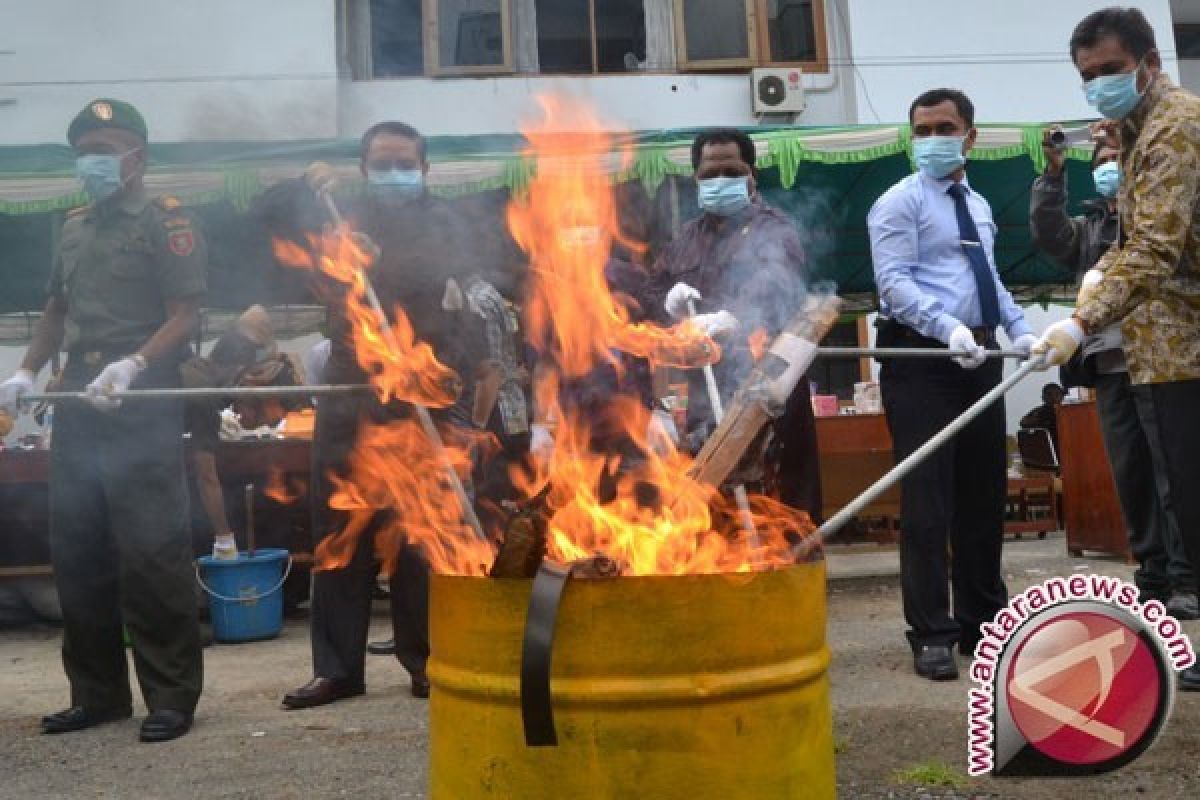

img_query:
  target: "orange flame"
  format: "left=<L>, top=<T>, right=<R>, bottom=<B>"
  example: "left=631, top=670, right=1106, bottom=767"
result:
left=507, top=96, right=718, bottom=379
left=748, top=327, right=770, bottom=363
left=264, top=466, right=304, bottom=505
left=273, top=225, right=493, bottom=575
left=508, top=95, right=817, bottom=575
left=273, top=230, right=459, bottom=408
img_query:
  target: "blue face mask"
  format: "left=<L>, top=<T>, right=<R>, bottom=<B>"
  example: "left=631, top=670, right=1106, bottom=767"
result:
left=697, top=176, right=751, bottom=216
left=75, top=152, right=133, bottom=201
left=913, top=135, right=966, bottom=179
left=366, top=168, right=424, bottom=202
left=1083, top=61, right=1145, bottom=120
left=1092, top=161, right=1121, bottom=198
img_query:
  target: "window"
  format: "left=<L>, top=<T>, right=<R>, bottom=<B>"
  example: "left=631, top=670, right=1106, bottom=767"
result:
left=348, top=0, right=514, bottom=78
left=535, top=0, right=647, bottom=74
left=369, top=0, right=425, bottom=77
left=674, top=0, right=827, bottom=72
left=428, top=0, right=513, bottom=74
left=1176, top=24, right=1200, bottom=59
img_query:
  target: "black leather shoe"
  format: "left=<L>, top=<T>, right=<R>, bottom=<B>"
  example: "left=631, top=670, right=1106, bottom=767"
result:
left=41, top=705, right=132, bottom=734
left=281, top=677, right=365, bottom=710
left=139, top=709, right=193, bottom=743
left=410, top=671, right=430, bottom=699
left=1180, top=664, right=1200, bottom=692
left=367, top=638, right=396, bottom=656
left=914, top=645, right=959, bottom=681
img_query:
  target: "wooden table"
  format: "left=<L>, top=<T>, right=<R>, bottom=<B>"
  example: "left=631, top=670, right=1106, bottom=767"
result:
left=0, top=438, right=313, bottom=574
left=1056, top=401, right=1130, bottom=560
left=1004, top=475, right=1059, bottom=538
left=815, top=413, right=900, bottom=534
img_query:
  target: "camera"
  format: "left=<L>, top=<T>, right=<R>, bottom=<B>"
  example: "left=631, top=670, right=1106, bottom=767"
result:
left=1048, top=127, right=1092, bottom=152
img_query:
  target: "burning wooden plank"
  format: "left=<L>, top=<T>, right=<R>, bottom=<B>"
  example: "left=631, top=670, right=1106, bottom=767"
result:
left=688, top=292, right=842, bottom=490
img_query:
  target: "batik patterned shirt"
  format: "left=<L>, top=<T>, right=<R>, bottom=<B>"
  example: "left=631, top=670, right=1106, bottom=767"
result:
left=1075, top=75, right=1200, bottom=385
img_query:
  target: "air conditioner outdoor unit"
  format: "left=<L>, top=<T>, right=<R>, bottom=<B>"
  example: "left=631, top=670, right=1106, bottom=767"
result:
left=751, top=67, right=806, bottom=114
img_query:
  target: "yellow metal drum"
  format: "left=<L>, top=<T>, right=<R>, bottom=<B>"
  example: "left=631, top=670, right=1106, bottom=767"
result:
left=428, top=561, right=834, bottom=799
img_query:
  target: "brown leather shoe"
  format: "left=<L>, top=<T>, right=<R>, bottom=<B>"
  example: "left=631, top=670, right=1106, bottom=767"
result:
left=281, top=677, right=365, bottom=710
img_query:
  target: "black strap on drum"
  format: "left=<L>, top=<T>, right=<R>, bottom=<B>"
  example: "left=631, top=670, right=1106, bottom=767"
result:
left=520, top=559, right=572, bottom=747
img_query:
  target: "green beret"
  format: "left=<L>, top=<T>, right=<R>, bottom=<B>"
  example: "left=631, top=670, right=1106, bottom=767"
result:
left=67, top=98, right=148, bottom=146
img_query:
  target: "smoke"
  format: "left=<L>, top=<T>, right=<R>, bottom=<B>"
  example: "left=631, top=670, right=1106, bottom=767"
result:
left=703, top=182, right=843, bottom=393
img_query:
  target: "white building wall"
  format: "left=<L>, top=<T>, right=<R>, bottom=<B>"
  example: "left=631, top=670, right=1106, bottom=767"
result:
left=1, top=0, right=1184, bottom=143
left=844, top=0, right=1180, bottom=124
left=0, top=0, right=339, bottom=145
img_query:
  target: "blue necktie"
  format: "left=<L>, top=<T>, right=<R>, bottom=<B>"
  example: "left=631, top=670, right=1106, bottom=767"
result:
left=946, top=182, right=1000, bottom=328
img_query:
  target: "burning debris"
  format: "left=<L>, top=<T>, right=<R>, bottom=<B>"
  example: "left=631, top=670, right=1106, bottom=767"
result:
left=266, top=94, right=834, bottom=581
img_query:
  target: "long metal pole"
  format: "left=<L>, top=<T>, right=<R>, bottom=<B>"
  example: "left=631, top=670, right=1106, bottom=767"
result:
left=22, top=384, right=374, bottom=404
left=816, top=347, right=1024, bottom=360
left=805, top=355, right=1046, bottom=550
left=321, top=193, right=487, bottom=541
left=686, top=299, right=759, bottom=542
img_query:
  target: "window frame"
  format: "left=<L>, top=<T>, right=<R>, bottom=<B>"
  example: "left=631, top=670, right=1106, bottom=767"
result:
left=673, top=0, right=828, bottom=74
left=753, top=0, right=828, bottom=73
left=672, top=0, right=759, bottom=71
left=424, top=0, right=516, bottom=77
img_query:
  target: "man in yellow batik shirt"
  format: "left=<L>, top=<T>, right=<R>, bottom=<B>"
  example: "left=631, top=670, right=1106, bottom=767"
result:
left=1033, top=8, right=1200, bottom=691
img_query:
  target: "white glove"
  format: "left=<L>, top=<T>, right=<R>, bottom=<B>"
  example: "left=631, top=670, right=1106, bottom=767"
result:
left=1077, top=268, right=1104, bottom=308
left=646, top=409, right=680, bottom=457
left=303, top=161, right=337, bottom=196
left=665, top=282, right=702, bottom=320
left=1031, top=318, right=1085, bottom=369
left=1011, top=333, right=1038, bottom=359
left=947, top=325, right=987, bottom=369
left=530, top=423, right=555, bottom=462
left=85, top=357, right=144, bottom=411
left=0, top=369, right=35, bottom=417
left=691, top=310, right=739, bottom=338
left=349, top=231, right=381, bottom=264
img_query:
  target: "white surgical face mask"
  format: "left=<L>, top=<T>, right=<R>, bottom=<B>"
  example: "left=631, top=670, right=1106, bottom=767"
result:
left=75, top=148, right=138, bottom=201
left=696, top=176, right=751, bottom=216
left=366, top=168, right=424, bottom=203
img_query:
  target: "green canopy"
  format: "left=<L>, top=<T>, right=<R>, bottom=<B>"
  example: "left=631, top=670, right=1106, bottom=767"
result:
left=0, top=124, right=1093, bottom=315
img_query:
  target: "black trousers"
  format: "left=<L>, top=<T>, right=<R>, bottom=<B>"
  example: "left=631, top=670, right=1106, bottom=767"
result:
left=879, top=341, right=1008, bottom=653
left=774, top=379, right=824, bottom=523
left=1138, top=378, right=1200, bottom=594
left=307, top=394, right=430, bottom=683
left=50, top=359, right=203, bottom=713
left=1095, top=371, right=1194, bottom=595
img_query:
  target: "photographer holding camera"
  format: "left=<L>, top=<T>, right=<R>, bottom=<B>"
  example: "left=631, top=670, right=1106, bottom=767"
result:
left=1031, top=124, right=1196, bottom=620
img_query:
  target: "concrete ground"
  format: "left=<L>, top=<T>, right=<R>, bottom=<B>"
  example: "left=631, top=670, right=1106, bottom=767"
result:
left=1, top=532, right=1198, bottom=799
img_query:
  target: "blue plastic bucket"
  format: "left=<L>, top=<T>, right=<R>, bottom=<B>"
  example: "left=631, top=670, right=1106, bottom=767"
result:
left=196, top=548, right=291, bottom=643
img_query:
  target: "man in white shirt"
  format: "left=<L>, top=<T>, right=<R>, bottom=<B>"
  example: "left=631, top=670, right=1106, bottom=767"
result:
left=867, top=88, right=1036, bottom=681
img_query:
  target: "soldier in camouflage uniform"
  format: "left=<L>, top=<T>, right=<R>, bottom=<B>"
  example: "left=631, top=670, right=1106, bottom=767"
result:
left=0, top=99, right=206, bottom=740
left=1034, top=9, right=1200, bottom=690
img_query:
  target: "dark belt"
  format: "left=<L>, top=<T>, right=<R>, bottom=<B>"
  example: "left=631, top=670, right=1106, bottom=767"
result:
left=875, top=319, right=998, bottom=351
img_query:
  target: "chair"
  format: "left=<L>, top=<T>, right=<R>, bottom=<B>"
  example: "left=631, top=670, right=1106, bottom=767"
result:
left=1018, top=428, right=1060, bottom=474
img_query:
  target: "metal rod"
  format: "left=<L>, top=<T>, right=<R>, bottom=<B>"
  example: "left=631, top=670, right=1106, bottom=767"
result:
left=806, top=355, right=1047, bottom=548
left=244, top=483, right=257, bottom=557
left=22, top=384, right=374, bottom=404
left=687, top=299, right=759, bottom=543
left=322, top=191, right=487, bottom=542
left=815, top=347, right=1026, bottom=360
